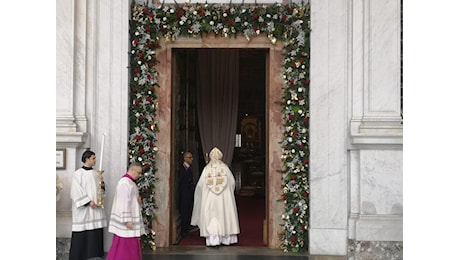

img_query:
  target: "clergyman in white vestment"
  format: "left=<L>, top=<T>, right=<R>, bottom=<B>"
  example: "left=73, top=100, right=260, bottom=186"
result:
left=191, top=147, right=240, bottom=246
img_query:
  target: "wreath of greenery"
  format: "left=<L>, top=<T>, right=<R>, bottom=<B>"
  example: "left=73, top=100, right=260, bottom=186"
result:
left=128, top=1, right=310, bottom=253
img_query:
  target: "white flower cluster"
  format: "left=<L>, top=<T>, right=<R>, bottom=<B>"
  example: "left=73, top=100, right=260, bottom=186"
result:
left=131, top=2, right=311, bottom=252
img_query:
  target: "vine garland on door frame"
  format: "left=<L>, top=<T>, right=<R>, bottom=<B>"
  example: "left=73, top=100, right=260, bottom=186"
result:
left=128, top=2, right=310, bottom=253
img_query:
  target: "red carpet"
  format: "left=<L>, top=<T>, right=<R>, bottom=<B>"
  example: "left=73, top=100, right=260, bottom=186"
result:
left=178, top=196, right=266, bottom=246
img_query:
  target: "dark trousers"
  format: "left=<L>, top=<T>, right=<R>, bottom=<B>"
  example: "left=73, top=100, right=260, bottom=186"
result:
left=179, top=189, right=194, bottom=235
left=69, top=228, right=104, bottom=260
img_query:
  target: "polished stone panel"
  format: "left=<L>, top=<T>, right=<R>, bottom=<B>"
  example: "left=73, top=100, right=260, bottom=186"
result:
left=348, top=240, right=403, bottom=260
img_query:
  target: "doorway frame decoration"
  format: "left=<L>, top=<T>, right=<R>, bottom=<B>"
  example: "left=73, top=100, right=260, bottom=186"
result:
left=129, top=1, right=310, bottom=252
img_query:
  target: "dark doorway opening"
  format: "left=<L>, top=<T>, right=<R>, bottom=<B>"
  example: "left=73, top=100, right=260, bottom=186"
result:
left=172, top=48, right=267, bottom=246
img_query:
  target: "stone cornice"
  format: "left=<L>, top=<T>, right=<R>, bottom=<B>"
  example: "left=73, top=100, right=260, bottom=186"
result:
left=56, top=131, right=88, bottom=147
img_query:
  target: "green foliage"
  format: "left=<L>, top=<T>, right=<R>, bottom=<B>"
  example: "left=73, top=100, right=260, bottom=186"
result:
left=129, top=2, right=310, bottom=252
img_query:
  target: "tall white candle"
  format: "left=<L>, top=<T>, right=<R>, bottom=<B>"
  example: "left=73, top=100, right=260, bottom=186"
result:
left=98, top=134, right=105, bottom=171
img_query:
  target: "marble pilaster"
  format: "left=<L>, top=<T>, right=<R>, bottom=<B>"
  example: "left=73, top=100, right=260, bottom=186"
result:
left=93, top=0, right=131, bottom=251
left=309, top=0, right=349, bottom=255
left=56, top=0, right=93, bottom=243
left=348, top=150, right=403, bottom=242
left=346, top=0, right=403, bottom=248
left=350, top=0, right=402, bottom=143
left=55, top=0, right=131, bottom=253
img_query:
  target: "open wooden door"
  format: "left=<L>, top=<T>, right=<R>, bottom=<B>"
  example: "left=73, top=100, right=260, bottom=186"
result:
left=171, top=49, right=202, bottom=245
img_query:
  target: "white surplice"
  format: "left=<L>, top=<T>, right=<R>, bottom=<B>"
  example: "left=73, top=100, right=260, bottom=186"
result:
left=70, top=168, right=107, bottom=231
left=108, top=175, right=146, bottom=238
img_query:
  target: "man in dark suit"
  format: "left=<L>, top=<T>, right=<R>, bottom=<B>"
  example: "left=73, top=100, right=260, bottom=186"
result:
left=178, top=151, right=196, bottom=238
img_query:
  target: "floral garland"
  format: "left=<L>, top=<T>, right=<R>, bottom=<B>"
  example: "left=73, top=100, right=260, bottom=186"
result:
left=129, top=2, right=310, bottom=253
left=128, top=3, right=160, bottom=249
left=279, top=6, right=310, bottom=252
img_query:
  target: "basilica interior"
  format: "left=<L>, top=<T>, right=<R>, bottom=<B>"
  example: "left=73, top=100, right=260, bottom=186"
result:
left=174, top=48, right=268, bottom=198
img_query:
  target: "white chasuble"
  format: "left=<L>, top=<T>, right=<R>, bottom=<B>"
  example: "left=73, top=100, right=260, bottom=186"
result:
left=205, top=168, right=228, bottom=194
left=191, top=156, right=240, bottom=244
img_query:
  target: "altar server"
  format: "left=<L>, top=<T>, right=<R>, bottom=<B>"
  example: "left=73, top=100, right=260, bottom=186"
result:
left=69, top=150, right=107, bottom=260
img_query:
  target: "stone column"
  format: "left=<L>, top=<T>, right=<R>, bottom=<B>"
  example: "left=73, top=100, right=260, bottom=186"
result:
left=94, top=0, right=131, bottom=251
left=349, top=0, right=402, bottom=141
left=309, top=0, right=349, bottom=255
left=309, top=0, right=402, bottom=256
left=347, top=0, right=403, bottom=255
left=56, top=0, right=90, bottom=144
left=56, top=0, right=94, bottom=247
left=57, top=0, right=133, bottom=252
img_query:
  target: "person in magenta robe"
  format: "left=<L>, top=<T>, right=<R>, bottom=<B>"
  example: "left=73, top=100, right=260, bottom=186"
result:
left=106, top=162, right=146, bottom=260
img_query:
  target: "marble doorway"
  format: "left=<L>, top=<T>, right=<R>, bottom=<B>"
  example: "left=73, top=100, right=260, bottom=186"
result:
left=154, top=36, right=285, bottom=248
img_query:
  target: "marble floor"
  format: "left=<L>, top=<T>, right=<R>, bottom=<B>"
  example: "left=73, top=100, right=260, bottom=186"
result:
left=56, top=238, right=348, bottom=260
left=141, top=246, right=347, bottom=260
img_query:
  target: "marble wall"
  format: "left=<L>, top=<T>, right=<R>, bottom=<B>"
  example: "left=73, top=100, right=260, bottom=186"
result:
left=56, top=0, right=402, bottom=257
left=56, top=0, right=131, bottom=252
